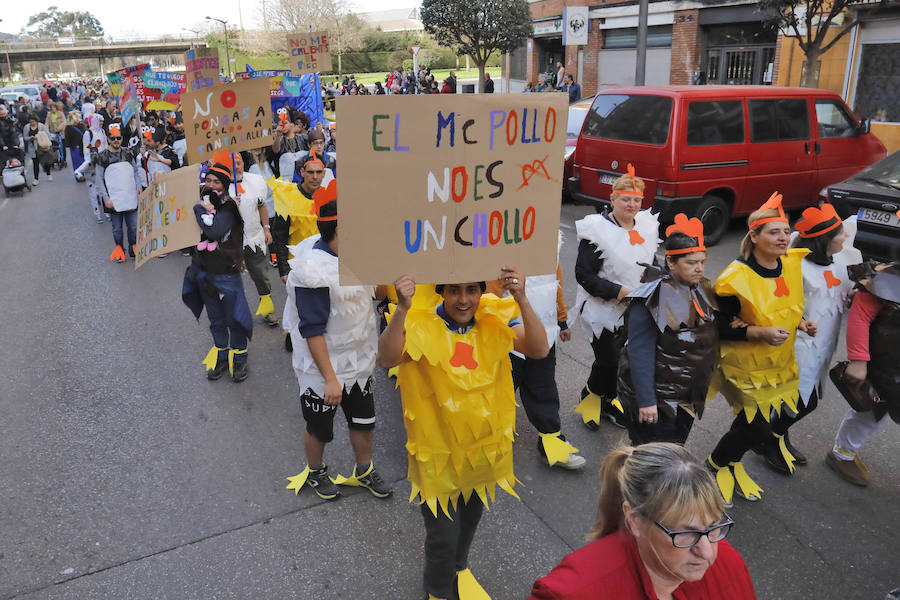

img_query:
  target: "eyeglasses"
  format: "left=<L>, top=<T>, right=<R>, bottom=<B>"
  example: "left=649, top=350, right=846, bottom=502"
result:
left=109, top=136, right=122, bottom=141
left=654, top=514, right=734, bottom=548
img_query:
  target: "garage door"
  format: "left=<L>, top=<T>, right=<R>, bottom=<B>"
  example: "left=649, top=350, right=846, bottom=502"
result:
left=597, top=48, right=672, bottom=88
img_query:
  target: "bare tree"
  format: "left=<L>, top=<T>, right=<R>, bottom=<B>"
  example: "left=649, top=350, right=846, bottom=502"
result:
left=760, top=0, right=884, bottom=87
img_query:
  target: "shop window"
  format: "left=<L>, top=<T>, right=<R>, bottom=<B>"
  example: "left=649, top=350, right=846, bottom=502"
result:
left=687, top=100, right=744, bottom=145
left=854, top=43, right=900, bottom=123
left=815, top=100, right=857, bottom=138
left=602, top=26, right=673, bottom=49
left=749, top=98, right=809, bottom=142
left=582, top=94, right=673, bottom=145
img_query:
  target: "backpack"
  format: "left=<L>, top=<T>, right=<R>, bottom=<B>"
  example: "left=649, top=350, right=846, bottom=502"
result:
left=36, top=130, right=52, bottom=150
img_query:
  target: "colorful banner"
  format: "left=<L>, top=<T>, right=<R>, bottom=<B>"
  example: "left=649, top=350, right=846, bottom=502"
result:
left=120, top=77, right=142, bottom=129
left=235, top=69, right=292, bottom=97
left=286, top=31, right=332, bottom=75
left=185, top=47, right=220, bottom=92
left=135, top=164, right=202, bottom=269
left=271, top=73, right=326, bottom=128
left=182, top=78, right=274, bottom=165
left=337, top=94, right=568, bottom=285
left=106, top=63, right=151, bottom=96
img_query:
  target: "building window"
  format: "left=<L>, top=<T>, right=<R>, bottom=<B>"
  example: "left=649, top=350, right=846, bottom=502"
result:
left=687, top=101, right=745, bottom=145
left=509, top=44, right=528, bottom=81
left=749, top=98, right=810, bottom=142
left=854, top=42, right=900, bottom=123
left=602, top=26, right=673, bottom=49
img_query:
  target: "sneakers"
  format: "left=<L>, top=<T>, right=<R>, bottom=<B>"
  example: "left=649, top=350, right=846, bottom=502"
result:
left=207, top=359, right=228, bottom=380
left=556, top=453, right=587, bottom=470
left=825, top=452, right=869, bottom=487
left=231, top=361, right=249, bottom=383
left=755, top=438, right=793, bottom=476
left=181, top=248, right=192, bottom=257
left=306, top=466, right=341, bottom=500
left=47, top=174, right=53, bottom=181
left=263, top=312, right=279, bottom=327
left=355, top=463, right=393, bottom=498
left=602, top=406, right=628, bottom=430
left=33, top=179, right=39, bottom=186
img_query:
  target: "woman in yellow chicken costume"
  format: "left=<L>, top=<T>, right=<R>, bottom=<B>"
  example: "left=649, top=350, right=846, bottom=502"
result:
left=378, top=269, right=549, bottom=600
left=706, top=192, right=817, bottom=505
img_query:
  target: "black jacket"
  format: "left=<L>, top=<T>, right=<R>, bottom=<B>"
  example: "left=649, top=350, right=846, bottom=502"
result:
left=0, top=116, right=19, bottom=148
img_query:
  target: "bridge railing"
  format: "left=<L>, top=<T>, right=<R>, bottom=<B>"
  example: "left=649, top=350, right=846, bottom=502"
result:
left=0, top=36, right=203, bottom=51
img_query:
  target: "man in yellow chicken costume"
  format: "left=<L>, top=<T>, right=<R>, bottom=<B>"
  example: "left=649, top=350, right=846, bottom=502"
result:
left=378, top=269, right=549, bottom=600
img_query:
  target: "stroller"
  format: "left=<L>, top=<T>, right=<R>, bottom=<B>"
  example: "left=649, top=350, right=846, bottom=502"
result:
left=1, top=154, right=30, bottom=195
left=50, top=132, right=67, bottom=170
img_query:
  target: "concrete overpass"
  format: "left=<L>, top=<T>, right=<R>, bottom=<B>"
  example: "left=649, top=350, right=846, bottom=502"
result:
left=0, top=37, right=203, bottom=63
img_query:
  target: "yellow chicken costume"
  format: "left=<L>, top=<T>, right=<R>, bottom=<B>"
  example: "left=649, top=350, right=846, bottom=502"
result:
left=708, top=247, right=809, bottom=423
left=267, top=176, right=319, bottom=250
left=395, top=294, right=522, bottom=518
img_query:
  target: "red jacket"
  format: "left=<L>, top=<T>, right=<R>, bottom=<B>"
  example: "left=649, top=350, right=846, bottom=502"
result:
left=529, top=530, right=756, bottom=600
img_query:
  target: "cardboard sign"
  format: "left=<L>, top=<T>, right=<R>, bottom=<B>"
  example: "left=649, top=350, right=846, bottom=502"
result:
left=235, top=69, right=292, bottom=97
left=135, top=164, right=202, bottom=269
left=182, top=78, right=273, bottom=165
left=185, top=47, right=220, bottom=92
left=337, top=94, right=568, bottom=285
left=287, top=31, right=332, bottom=75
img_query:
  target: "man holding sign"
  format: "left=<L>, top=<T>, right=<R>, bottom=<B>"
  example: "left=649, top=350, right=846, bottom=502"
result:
left=378, top=272, right=548, bottom=600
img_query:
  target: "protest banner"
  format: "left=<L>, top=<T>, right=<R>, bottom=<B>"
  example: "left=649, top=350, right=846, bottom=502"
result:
left=337, top=94, right=568, bottom=285
left=135, top=164, right=202, bottom=269
left=106, top=63, right=151, bottom=96
left=142, top=72, right=186, bottom=110
left=286, top=31, right=331, bottom=75
left=271, top=73, right=326, bottom=129
left=235, top=68, right=292, bottom=96
left=182, top=78, right=273, bottom=165
left=185, top=47, right=220, bottom=92
left=119, top=77, right=142, bottom=130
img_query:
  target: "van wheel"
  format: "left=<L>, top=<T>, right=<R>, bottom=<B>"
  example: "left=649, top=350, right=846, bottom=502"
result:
left=695, top=195, right=730, bottom=246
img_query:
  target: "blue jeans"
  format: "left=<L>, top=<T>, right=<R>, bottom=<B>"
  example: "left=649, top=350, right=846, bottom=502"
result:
left=199, top=273, right=250, bottom=359
left=110, top=209, right=137, bottom=251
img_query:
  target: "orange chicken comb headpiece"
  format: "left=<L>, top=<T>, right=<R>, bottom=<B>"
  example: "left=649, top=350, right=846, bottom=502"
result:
left=611, top=163, right=642, bottom=195
left=312, top=178, right=337, bottom=222
left=665, top=213, right=706, bottom=255
left=795, top=203, right=842, bottom=238
left=749, top=191, right=788, bottom=230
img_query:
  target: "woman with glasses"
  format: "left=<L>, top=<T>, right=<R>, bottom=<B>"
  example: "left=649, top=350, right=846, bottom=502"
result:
left=529, top=443, right=756, bottom=599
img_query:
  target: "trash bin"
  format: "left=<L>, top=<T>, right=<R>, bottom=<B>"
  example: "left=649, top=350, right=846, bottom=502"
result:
left=461, top=83, right=475, bottom=94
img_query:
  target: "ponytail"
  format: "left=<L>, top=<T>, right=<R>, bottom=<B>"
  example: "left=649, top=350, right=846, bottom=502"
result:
left=587, top=446, right=634, bottom=541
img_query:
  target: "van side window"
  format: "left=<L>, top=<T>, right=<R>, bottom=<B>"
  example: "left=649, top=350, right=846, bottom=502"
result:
left=815, top=100, right=858, bottom=138
left=582, top=94, right=673, bottom=146
left=749, top=99, right=810, bottom=142
left=686, top=101, right=744, bottom=145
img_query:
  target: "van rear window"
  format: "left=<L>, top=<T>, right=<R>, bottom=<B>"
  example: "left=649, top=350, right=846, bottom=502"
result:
left=687, top=100, right=744, bottom=145
left=582, top=95, right=673, bottom=146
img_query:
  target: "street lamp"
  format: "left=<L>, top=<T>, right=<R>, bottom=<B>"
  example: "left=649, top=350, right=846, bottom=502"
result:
left=205, top=16, right=231, bottom=80
left=182, top=27, right=201, bottom=48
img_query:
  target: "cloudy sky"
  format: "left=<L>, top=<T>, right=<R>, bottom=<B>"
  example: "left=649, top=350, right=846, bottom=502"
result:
left=1, top=0, right=419, bottom=39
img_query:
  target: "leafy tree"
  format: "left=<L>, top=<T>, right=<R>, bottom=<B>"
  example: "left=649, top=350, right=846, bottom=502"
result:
left=421, top=0, right=533, bottom=91
left=22, top=7, right=104, bottom=39
left=759, top=0, right=883, bottom=87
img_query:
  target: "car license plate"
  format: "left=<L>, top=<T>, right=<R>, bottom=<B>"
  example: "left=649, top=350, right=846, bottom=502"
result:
left=858, top=207, right=900, bottom=228
left=599, top=174, right=618, bottom=185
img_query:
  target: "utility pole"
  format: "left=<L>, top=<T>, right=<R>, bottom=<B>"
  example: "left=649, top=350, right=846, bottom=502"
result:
left=635, top=0, right=649, bottom=85
left=206, top=16, right=231, bottom=79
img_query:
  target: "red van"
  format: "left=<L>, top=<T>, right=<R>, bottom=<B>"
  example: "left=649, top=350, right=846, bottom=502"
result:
left=568, top=86, right=887, bottom=244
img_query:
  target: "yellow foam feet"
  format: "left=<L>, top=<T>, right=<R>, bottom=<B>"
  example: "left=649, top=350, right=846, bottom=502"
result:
left=708, top=457, right=735, bottom=505
left=732, top=462, right=763, bottom=500
left=539, top=432, right=579, bottom=467
left=286, top=466, right=311, bottom=495
left=575, top=387, right=603, bottom=425
left=774, top=433, right=796, bottom=474
left=228, top=348, right=247, bottom=375
left=202, top=346, right=222, bottom=371
left=457, top=569, right=491, bottom=600
left=332, top=462, right=372, bottom=487
left=256, top=294, right=275, bottom=316
left=610, top=398, right=624, bottom=413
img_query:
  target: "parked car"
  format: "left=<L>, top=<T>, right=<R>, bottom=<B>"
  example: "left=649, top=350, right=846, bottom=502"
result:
left=568, top=86, right=887, bottom=244
left=0, top=84, right=43, bottom=109
left=563, top=96, right=594, bottom=201
left=828, top=150, right=900, bottom=263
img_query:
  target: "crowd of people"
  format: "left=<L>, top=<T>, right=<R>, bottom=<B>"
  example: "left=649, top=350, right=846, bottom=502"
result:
left=4, top=75, right=897, bottom=600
